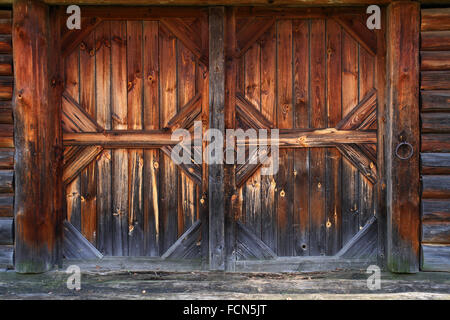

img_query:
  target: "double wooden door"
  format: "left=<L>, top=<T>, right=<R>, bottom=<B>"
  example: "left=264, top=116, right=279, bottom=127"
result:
left=61, top=7, right=380, bottom=262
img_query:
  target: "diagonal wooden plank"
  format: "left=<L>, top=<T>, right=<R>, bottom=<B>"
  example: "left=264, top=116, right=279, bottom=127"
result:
left=161, top=220, right=201, bottom=259
left=332, top=14, right=377, bottom=56
left=236, top=221, right=277, bottom=260
left=337, top=144, right=377, bottom=184
left=63, top=145, right=103, bottom=185
left=236, top=93, right=273, bottom=129
left=336, top=216, right=377, bottom=259
left=62, top=17, right=102, bottom=58
left=160, top=18, right=205, bottom=66
left=236, top=17, right=276, bottom=58
left=166, top=93, right=202, bottom=130
left=336, top=89, right=377, bottom=130
left=62, top=92, right=103, bottom=133
left=161, top=146, right=202, bottom=185
left=63, top=220, right=103, bottom=260
left=235, top=146, right=269, bottom=188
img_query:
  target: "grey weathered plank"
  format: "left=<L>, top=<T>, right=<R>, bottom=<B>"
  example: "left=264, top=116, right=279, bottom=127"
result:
left=421, top=90, right=450, bottom=111
left=421, top=153, right=450, bottom=174
left=421, top=113, right=450, bottom=133
left=236, top=221, right=277, bottom=260
left=337, top=217, right=377, bottom=259
left=422, top=222, right=450, bottom=244
left=235, top=256, right=375, bottom=273
left=0, top=193, right=13, bottom=217
left=422, top=199, right=450, bottom=221
left=0, top=217, right=12, bottom=245
left=421, top=244, right=450, bottom=272
left=161, top=220, right=201, bottom=259
left=63, top=220, right=103, bottom=260
left=0, top=244, right=13, bottom=266
left=422, top=175, right=450, bottom=199
left=208, top=7, right=225, bottom=271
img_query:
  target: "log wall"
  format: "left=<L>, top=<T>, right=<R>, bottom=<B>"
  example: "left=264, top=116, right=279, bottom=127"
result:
left=0, top=7, right=12, bottom=269
left=420, top=7, right=450, bottom=272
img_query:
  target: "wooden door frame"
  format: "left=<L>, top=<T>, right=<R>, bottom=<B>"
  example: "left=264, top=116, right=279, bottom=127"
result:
left=13, top=1, right=420, bottom=273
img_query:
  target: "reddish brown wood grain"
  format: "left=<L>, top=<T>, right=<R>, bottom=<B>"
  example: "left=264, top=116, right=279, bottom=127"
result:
left=13, top=1, right=63, bottom=273
left=386, top=1, right=420, bottom=273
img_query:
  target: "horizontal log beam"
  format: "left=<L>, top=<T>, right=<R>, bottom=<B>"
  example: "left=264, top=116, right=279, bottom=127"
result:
left=238, top=129, right=377, bottom=147
left=421, top=91, right=450, bottom=111
left=422, top=175, right=450, bottom=199
left=421, top=153, right=450, bottom=174
left=64, top=130, right=177, bottom=147
left=421, top=8, right=450, bottom=32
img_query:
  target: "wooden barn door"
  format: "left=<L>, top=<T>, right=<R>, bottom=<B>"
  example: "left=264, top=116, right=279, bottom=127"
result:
left=61, top=9, right=209, bottom=259
left=229, top=9, right=382, bottom=261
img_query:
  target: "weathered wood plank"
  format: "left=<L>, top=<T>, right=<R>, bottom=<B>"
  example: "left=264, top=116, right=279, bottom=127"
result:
left=309, top=19, right=326, bottom=256
left=385, top=1, right=420, bottom=273
left=161, top=220, right=201, bottom=259
left=95, top=21, right=112, bottom=256
left=80, top=162, right=97, bottom=245
left=236, top=221, right=276, bottom=260
left=0, top=149, right=12, bottom=169
left=13, top=0, right=63, bottom=272
left=422, top=134, right=450, bottom=153
left=127, top=21, right=144, bottom=256
left=422, top=199, right=450, bottom=222
left=209, top=7, right=225, bottom=270
left=421, top=8, right=450, bottom=32
left=0, top=193, right=13, bottom=217
left=62, top=93, right=102, bottom=133
left=0, top=217, right=12, bottom=245
left=160, top=18, right=203, bottom=64
left=337, top=217, right=377, bottom=259
left=422, top=221, right=450, bottom=244
left=333, top=14, right=376, bottom=56
left=336, top=144, right=377, bottom=184
left=111, top=20, right=128, bottom=256
left=421, top=153, right=450, bottom=174
left=0, top=245, right=13, bottom=267
left=159, top=23, right=179, bottom=255
left=143, top=20, right=160, bottom=257
left=421, top=113, right=450, bottom=133
left=421, top=31, right=450, bottom=51
left=421, top=244, right=450, bottom=272
left=67, top=176, right=82, bottom=236
left=63, top=146, right=103, bottom=185
left=63, top=220, right=103, bottom=260
left=325, top=18, right=342, bottom=256
left=422, top=175, right=450, bottom=199
left=421, top=71, right=450, bottom=90
left=421, top=91, right=450, bottom=111
left=421, top=51, right=450, bottom=71
left=238, top=129, right=377, bottom=147
left=236, top=93, right=273, bottom=129
left=64, top=131, right=177, bottom=147
left=336, top=89, right=377, bottom=130
left=62, top=16, right=101, bottom=58
left=236, top=17, right=275, bottom=58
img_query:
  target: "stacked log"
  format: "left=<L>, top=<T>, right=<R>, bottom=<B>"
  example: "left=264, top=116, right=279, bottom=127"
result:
left=420, top=8, right=450, bottom=272
left=0, top=8, right=13, bottom=269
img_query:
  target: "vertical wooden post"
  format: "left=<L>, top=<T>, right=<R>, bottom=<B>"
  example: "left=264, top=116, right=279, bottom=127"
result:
left=386, top=1, right=420, bottom=273
left=208, top=6, right=225, bottom=270
left=224, top=7, right=237, bottom=271
left=13, top=0, right=63, bottom=273
left=376, top=6, right=387, bottom=270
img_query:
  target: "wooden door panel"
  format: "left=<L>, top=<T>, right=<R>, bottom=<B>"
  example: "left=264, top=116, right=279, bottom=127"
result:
left=63, top=16, right=207, bottom=258
left=234, top=17, right=378, bottom=258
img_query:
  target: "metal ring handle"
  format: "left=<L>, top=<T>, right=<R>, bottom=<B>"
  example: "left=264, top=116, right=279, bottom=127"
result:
left=395, top=142, right=414, bottom=160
